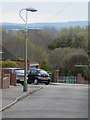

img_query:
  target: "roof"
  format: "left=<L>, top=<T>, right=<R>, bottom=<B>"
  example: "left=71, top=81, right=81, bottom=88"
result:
left=0, top=45, right=18, bottom=60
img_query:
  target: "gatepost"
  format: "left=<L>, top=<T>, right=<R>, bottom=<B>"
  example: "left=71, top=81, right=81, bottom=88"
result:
left=54, top=70, right=59, bottom=82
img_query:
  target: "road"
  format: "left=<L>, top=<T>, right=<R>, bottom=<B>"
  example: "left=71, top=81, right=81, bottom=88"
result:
left=2, top=84, right=88, bottom=118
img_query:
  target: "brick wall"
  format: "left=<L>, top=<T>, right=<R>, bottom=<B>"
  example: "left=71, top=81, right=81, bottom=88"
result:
left=2, top=76, right=10, bottom=89
left=77, top=74, right=88, bottom=84
left=0, top=72, right=10, bottom=89
left=10, top=72, right=16, bottom=86
left=53, top=70, right=59, bottom=82
left=0, top=69, right=16, bottom=89
left=15, top=60, right=30, bottom=69
left=0, top=77, right=1, bottom=88
left=3, top=69, right=16, bottom=86
left=14, top=60, right=39, bottom=70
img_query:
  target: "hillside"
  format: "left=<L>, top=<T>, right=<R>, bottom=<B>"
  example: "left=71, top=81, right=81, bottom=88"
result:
left=0, top=21, right=88, bottom=30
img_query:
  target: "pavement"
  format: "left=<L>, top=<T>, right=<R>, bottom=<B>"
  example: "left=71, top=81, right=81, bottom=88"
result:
left=1, top=84, right=43, bottom=111
left=50, top=82, right=89, bottom=87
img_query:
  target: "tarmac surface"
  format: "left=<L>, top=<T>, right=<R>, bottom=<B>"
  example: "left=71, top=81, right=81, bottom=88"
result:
left=0, top=83, right=88, bottom=112
left=2, top=83, right=88, bottom=118
left=1, top=84, right=43, bottom=111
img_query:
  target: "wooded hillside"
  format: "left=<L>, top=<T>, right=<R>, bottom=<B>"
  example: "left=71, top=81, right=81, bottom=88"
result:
left=2, top=26, right=89, bottom=77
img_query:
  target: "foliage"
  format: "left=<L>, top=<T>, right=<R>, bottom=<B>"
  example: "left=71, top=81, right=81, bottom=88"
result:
left=84, top=66, right=90, bottom=80
left=60, top=51, right=88, bottom=76
left=49, top=48, right=86, bottom=68
left=18, top=57, right=24, bottom=61
left=2, top=26, right=88, bottom=77
left=74, top=66, right=90, bottom=80
left=40, top=60, right=51, bottom=71
left=48, top=47, right=88, bottom=76
left=60, top=52, right=88, bottom=69
left=88, top=26, right=90, bottom=50
left=1, top=60, right=17, bottom=68
left=48, top=26, right=88, bottom=51
left=59, top=67, right=69, bottom=76
left=0, top=61, right=2, bottom=68
left=2, top=29, right=48, bottom=64
left=74, top=66, right=85, bottom=76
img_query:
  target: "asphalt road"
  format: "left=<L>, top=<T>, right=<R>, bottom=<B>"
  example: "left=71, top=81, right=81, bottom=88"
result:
left=2, top=84, right=88, bottom=118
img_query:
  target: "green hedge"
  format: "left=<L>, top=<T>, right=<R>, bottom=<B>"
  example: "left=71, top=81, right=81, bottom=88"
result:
left=0, top=60, right=18, bottom=68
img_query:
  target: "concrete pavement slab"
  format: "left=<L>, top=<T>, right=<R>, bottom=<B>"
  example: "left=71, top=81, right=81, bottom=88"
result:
left=50, top=82, right=88, bottom=87
left=1, top=84, right=43, bottom=111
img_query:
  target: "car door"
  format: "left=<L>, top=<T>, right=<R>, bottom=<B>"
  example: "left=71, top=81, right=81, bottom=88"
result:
left=28, top=69, right=37, bottom=83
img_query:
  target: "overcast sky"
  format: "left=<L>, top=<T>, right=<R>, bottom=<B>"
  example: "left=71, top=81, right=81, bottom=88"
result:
left=0, top=1, right=88, bottom=23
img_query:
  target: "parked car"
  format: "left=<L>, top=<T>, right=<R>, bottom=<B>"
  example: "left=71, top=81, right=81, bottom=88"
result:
left=3, top=68, right=25, bottom=84
left=27, top=69, right=50, bottom=85
left=14, top=68, right=25, bottom=83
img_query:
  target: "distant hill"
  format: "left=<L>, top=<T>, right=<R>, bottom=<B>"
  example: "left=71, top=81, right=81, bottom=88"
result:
left=0, top=21, right=88, bottom=31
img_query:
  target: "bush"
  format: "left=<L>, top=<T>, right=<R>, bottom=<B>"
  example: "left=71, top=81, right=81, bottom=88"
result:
left=74, top=66, right=90, bottom=80
left=83, top=66, right=90, bottom=81
left=1, top=60, right=18, bottom=68
left=40, top=60, right=51, bottom=71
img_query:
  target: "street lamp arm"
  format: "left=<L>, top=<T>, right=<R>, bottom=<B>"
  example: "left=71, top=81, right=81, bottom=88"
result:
left=19, top=9, right=26, bottom=23
left=19, top=7, right=37, bottom=23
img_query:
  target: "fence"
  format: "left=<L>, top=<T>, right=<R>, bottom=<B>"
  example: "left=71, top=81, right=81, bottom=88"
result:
left=58, top=76, right=77, bottom=84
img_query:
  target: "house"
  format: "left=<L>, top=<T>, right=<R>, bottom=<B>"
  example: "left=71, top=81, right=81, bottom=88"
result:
left=15, top=60, right=39, bottom=70
left=0, top=45, right=39, bottom=69
left=1, top=45, right=18, bottom=60
left=0, top=45, right=39, bottom=88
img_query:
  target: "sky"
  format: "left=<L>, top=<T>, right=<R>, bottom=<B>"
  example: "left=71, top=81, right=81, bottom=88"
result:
left=0, top=0, right=89, bottom=23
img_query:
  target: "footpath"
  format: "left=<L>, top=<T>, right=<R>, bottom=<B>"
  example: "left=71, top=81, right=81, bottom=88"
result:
left=1, top=84, right=43, bottom=111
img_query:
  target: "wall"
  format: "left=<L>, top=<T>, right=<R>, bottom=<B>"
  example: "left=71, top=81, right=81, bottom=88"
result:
left=3, top=69, right=16, bottom=86
left=0, top=68, right=16, bottom=89
left=77, top=74, right=88, bottom=84
left=0, top=70, right=10, bottom=89
left=2, top=76, right=10, bottom=89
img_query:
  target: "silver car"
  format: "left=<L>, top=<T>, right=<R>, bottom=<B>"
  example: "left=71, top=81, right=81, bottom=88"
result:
left=14, top=69, right=24, bottom=83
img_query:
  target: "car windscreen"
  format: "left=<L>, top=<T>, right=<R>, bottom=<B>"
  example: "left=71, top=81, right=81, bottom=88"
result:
left=14, top=69, right=24, bottom=74
left=39, top=70, right=49, bottom=76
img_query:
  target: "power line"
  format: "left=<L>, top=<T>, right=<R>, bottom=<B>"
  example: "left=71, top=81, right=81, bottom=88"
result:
left=46, top=1, right=73, bottom=23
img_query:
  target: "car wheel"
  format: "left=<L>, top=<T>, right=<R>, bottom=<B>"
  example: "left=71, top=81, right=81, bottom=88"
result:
left=34, top=79, right=38, bottom=85
left=21, top=81, right=24, bottom=85
left=45, top=82, right=49, bottom=85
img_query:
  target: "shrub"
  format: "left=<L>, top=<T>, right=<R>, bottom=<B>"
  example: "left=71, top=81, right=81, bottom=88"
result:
left=1, top=60, right=18, bottom=68
left=74, top=66, right=90, bottom=80
left=40, top=60, right=51, bottom=71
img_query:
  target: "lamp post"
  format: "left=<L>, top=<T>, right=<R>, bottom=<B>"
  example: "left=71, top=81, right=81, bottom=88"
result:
left=87, top=51, right=90, bottom=58
left=19, top=7, right=37, bottom=92
left=87, top=51, right=90, bottom=81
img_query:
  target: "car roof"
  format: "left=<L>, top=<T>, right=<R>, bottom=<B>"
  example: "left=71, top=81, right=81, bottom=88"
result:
left=30, top=69, right=47, bottom=72
left=4, top=68, right=23, bottom=70
left=15, top=68, right=24, bottom=70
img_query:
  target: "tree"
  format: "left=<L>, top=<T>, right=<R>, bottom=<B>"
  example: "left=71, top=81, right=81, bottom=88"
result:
left=60, top=50, right=88, bottom=75
left=48, top=47, right=88, bottom=75
left=48, top=26, right=88, bottom=51
left=40, top=60, right=50, bottom=71
left=2, top=29, right=49, bottom=64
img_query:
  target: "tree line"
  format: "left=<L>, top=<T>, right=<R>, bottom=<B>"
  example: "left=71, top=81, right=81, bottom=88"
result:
left=1, top=26, right=89, bottom=79
left=48, top=26, right=88, bottom=51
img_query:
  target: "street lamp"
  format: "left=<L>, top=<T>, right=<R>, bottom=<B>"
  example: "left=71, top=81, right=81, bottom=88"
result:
left=87, top=51, right=90, bottom=68
left=87, top=51, right=90, bottom=58
left=19, top=7, right=37, bottom=92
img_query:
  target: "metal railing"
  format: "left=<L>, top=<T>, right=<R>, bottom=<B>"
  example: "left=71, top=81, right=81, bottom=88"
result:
left=58, top=76, right=77, bottom=84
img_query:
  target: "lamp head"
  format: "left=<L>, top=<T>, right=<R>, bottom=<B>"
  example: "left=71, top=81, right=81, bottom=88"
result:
left=26, top=7, right=37, bottom=12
